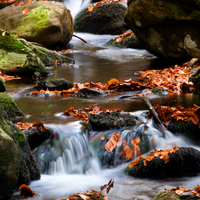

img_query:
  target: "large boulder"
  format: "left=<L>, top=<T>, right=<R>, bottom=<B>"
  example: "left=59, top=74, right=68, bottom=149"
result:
left=0, top=1, right=73, bottom=46
left=0, top=107, right=40, bottom=200
left=74, top=2, right=129, bottom=35
left=0, top=30, right=74, bottom=77
left=124, top=0, right=200, bottom=60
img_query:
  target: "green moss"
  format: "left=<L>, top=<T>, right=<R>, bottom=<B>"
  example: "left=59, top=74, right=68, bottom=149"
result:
left=0, top=30, right=29, bottom=54
left=154, top=0, right=200, bottom=20
left=16, top=6, right=52, bottom=35
left=153, top=190, right=180, bottom=200
left=0, top=93, right=24, bottom=119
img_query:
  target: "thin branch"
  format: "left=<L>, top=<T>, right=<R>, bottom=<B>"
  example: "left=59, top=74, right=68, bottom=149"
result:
left=73, top=34, right=89, bottom=44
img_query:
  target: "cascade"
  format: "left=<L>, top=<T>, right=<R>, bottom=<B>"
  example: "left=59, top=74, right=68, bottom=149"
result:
left=33, top=111, right=189, bottom=175
left=64, top=0, right=92, bottom=20
left=33, top=121, right=101, bottom=174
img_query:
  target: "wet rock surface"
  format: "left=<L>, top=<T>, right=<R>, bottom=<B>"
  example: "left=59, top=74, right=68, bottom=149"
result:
left=0, top=1, right=74, bottom=46
left=35, top=78, right=73, bottom=91
left=74, top=2, right=129, bottom=34
left=126, top=147, right=200, bottom=178
left=88, top=111, right=136, bottom=130
left=125, top=0, right=200, bottom=60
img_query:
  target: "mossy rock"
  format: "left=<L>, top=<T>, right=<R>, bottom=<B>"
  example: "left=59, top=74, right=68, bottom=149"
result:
left=126, top=147, right=200, bottom=178
left=0, top=30, right=74, bottom=77
left=153, top=190, right=180, bottom=200
left=74, top=2, right=129, bottom=35
left=0, top=123, right=21, bottom=200
left=0, top=93, right=24, bottom=121
left=0, top=1, right=74, bottom=46
left=88, top=111, right=136, bottom=130
left=0, top=108, right=40, bottom=199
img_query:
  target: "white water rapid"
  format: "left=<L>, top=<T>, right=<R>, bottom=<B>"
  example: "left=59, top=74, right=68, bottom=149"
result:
left=64, top=0, right=92, bottom=20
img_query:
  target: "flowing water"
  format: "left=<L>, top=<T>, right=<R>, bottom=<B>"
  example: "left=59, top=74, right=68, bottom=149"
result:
left=10, top=1, right=200, bottom=199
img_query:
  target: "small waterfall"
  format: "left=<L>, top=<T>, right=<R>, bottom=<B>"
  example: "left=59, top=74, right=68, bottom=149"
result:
left=33, top=111, right=190, bottom=176
left=33, top=121, right=101, bottom=175
left=64, top=0, right=92, bottom=20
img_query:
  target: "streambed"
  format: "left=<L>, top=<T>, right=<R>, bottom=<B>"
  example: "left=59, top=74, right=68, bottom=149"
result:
left=10, top=33, right=200, bottom=200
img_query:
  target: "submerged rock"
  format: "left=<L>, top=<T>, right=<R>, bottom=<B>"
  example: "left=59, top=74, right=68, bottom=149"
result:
left=35, top=78, right=73, bottom=91
left=88, top=111, right=136, bottom=130
left=74, top=2, right=129, bottom=34
left=0, top=1, right=73, bottom=46
left=126, top=147, right=200, bottom=178
left=73, top=88, right=108, bottom=97
left=125, top=0, right=200, bottom=60
left=152, top=190, right=180, bottom=200
left=0, top=108, right=40, bottom=200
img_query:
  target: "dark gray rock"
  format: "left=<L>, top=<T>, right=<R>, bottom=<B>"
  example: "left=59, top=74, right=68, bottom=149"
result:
left=126, top=147, right=200, bottom=177
left=88, top=111, right=136, bottom=130
left=35, top=78, right=73, bottom=91
left=74, top=2, right=129, bottom=35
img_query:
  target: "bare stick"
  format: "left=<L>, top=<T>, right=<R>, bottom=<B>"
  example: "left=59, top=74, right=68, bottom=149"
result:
left=142, top=94, right=166, bottom=137
left=73, top=34, right=89, bottom=44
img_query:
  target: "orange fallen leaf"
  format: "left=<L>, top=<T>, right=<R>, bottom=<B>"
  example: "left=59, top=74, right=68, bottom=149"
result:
left=88, top=5, right=94, bottom=12
left=108, top=78, right=120, bottom=86
left=116, top=38, right=124, bottom=43
left=22, top=7, right=28, bottom=14
left=105, top=133, right=120, bottom=152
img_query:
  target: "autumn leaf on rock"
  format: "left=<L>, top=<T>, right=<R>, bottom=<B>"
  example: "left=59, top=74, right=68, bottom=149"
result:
left=129, top=155, right=144, bottom=168
left=108, top=78, right=120, bottom=86
left=88, top=5, right=94, bottom=11
left=22, top=7, right=28, bottom=14
left=15, top=121, right=48, bottom=132
left=155, top=104, right=200, bottom=126
left=105, top=133, right=120, bottom=152
left=19, top=184, right=35, bottom=198
left=128, top=146, right=179, bottom=167
left=120, top=145, right=132, bottom=160
left=165, top=186, right=189, bottom=195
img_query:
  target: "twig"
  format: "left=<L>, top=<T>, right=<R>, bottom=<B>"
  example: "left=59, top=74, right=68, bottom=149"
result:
left=73, top=34, right=89, bottom=44
left=142, top=94, right=166, bottom=137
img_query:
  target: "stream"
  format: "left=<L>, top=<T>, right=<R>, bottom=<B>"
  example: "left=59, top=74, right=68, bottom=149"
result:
left=9, top=1, right=200, bottom=199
